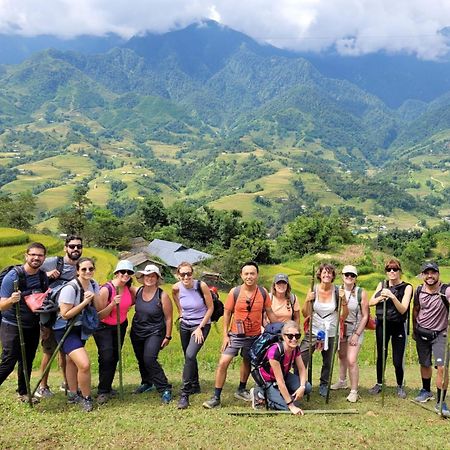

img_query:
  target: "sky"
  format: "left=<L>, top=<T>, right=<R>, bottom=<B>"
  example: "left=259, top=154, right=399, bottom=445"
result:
left=1, top=0, right=450, bottom=60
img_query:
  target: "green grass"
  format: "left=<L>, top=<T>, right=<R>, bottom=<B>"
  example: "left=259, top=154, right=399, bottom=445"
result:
left=0, top=228, right=29, bottom=246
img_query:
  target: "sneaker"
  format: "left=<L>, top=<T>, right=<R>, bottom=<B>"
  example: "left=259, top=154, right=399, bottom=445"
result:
left=234, top=388, right=252, bottom=402
left=133, top=383, right=155, bottom=394
left=35, top=386, right=54, bottom=399
left=330, top=379, right=348, bottom=390
left=368, top=383, right=382, bottom=395
left=250, top=387, right=265, bottom=410
left=17, top=394, right=39, bottom=404
left=203, top=396, right=221, bottom=409
left=97, top=393, right=110, bottom=405
left=80, top=396, right=94, bottom=412
left=177, top=394, right=189, bottom=409
left=397, top=386, right=407, bottom=399
left=67, top=392, right=82, bottom=404
left=346, top=390, right=359, bottom=403
left=414, top=389, right=434, bottom=403
left=161, top=390, right=172, bottom=404
left=319, top=384, right=328, bottom=397
left=435, top=401, right=450, bottom=418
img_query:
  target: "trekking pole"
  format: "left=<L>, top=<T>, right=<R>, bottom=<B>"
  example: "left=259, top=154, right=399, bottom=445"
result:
left=116, top=286, right=124, bottom=400
left=325, top=287, right=343, bottom=404
left=31, top=318, right=76, bottom=397
left=14, top=280, right=33, bottom=408
left=439, top=319, right=450, bottom=417
left=381, top=296, right=387, bottom=407
left=307, top=265, right=315, bottom=402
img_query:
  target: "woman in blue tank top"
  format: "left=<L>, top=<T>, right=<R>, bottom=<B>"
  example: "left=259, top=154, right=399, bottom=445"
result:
left=172, top=262, right=213, bottom=409
left=130, top=264, right=173, bottom=404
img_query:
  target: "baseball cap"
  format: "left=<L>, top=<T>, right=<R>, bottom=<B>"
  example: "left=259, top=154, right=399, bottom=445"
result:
left=421, top=261, right=439, bottom=273
left=274, top=273, right=289, bottom=284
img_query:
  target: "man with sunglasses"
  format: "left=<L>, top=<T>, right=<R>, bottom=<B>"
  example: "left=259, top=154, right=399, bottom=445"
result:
left=36, top=235, right=83, bottom=398
left=203, top=261, right=277, bottom=409
left=0, top=242, right=49, bottom=402
left=412, top=261, right=450, bottom=416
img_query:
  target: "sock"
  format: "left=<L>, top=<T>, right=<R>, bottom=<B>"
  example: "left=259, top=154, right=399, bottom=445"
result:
left=214, top=387, right=222, bottom=399
left=437, top=388, right=441, bottom=403
left=422, top=378, right=431, bottom=392
left=238, top=381, right=247, bottom=391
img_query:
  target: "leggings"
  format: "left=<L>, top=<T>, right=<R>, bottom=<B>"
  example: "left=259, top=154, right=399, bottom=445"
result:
left=375, top=320, right=407, bottom=385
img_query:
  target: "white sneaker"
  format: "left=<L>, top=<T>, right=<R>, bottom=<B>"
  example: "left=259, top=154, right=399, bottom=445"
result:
left=346, top=390, right=359, bottom=403
left=330, top=379, right=347, bottom=390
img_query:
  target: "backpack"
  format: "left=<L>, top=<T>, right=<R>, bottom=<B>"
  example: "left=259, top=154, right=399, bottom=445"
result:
left=195, top=281, right=224, bottom=323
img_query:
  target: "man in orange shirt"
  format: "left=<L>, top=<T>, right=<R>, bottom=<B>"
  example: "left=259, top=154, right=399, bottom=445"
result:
left=203, top=261, right=276, bottom=409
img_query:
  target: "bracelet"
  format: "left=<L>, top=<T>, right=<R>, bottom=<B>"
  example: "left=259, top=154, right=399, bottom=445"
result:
left=286, top=400, right=293, bottom=406
left=165, top=336, right=172, bottom=340
left=354, top=332, right=360, bottom=337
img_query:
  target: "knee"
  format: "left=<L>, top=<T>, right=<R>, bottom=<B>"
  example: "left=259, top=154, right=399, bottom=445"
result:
left=78, top=360, right=91, bottom=373
left=217, top=357, right=231, bottom=372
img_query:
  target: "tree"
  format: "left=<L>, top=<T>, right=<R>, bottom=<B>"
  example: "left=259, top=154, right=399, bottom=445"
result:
left=58, top=183, right=92, bottom=235
left=141, top=195, right=168, bottom=229
left=0, top=192, right=36, bottom=230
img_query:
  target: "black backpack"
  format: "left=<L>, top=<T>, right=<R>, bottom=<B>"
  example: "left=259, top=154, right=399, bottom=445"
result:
left=196, top=281, right=224, bottom=323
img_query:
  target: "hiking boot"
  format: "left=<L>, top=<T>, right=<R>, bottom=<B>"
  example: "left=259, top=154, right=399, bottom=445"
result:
left=67, top=392, right=82, bottom=404
left=250, top=387, right=265, bottom=410
left=346, top=390, right=359, bottom=403
left=177, top=394, right=189, bottom=409
left=203, top=396, right=221, bottom=409
left=133, top=383, right=154, bottom=394
left=368, top=383, right=382, bottom=395
left=97, top=393, right=110, bottom=405
left=319, top=384, right=328, bottom=397
left=109, top=389, right=118, bottom=397
left=414, top=389, right=434, bottom=403
left=397, top=386, right=407, bottom=399
left=161, top=390, right=172, bottom=404
left=17, top=394, right=39, bottom=404
left=330, top=379, right=348, bottom=390
left=35, top=386, right=54, bottom=398
left=234, top=388, right=252, bottom=402
left=80, top=396, right=94, bottom=412
left=435, top=401, right=450, bottom=418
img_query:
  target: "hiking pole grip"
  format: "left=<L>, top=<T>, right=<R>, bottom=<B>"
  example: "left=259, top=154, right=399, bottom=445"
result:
left=307, top=265, right=315, bottom=402
left=381, top=296, right=387, bottom=408
left=326, top=287, right=343, bottom=404
left=116, top=286, right=124, bottom=400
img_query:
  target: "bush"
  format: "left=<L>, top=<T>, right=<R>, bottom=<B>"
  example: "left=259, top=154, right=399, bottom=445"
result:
left=0, top=228, right=29, bottom=247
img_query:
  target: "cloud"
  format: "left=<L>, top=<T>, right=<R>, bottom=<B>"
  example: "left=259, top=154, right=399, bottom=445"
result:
left=1, top=0, right=450, bottom=59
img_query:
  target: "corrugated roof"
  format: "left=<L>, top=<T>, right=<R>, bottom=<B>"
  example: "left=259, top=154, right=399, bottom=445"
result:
left=147, top=239, right=213, bottom=267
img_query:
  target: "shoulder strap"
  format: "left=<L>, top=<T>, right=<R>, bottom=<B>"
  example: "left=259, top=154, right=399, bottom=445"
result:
left=439, top=284, right=449, bottom=310
left=38, top=269, right=48, bottom=291
left=334, top=286, right=339, bottom=310
left=56, top=256, right=64, bottom=275
left=13, top=266, right=27, bottom=291
left=233, top=286, right=241, bottom=303
left=414, top=285, right=422, bottom=308
left=258, top=285, right=267, bottom=302
left=196, top=280, right=206, bottom=304
left=356, top=286, right=362, bottom=308
left=103, top=282, right=114, bottom=303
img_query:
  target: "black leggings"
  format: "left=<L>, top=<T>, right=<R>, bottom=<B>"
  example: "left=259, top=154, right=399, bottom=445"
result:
left=375, top=320, right=407, bottom=385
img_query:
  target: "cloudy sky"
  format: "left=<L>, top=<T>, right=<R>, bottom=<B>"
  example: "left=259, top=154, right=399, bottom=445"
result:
left=1, top=0, right=450, bottom=60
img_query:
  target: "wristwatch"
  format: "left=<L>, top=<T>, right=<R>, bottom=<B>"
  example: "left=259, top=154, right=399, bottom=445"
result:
left=165, top=336, right=172, bottom=340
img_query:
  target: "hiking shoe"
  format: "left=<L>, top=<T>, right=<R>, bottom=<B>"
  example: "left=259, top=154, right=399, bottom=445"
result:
left=435, top=402, right=450, bottom=418
left=397, top=386, right=407, bottom=399
left=97, top=393, right=110, bottom=405
left=67, top=392, right=82, bottom=404
left=234, top=388, right=252, bottom=402
left=319, top=384, right=328, bottom=397
left=161, top=390, right=172, bottom=404
left=330, top=379, right=348, bottom=390
left=80, top=396, right=94, bottom=412
left=17, top=394, right=39, bottom=404
left=35, top=386, right=54, bottom=398
left=346, top=390, right=359, bottom=403
left=368, top=383, right=382, bottom=395
left=203, top=396, right=221, bottom=409
left=414, top=389, right=434, bottom=403
left=177, top=394, right=189, bottom=409
left=133, top=383, right=155, bottom=394
left=250, top=387, right=265, bottom=410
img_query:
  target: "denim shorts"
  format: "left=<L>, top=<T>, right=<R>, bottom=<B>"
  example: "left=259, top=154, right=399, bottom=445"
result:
left=54, top=326, right=86, bottom=355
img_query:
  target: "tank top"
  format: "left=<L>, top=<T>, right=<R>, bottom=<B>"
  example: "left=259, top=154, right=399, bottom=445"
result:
left=101, top=282, right=133, bottom=326
left=312, top=288, right=338, bottom=337
left=344, top=287, right=361, bottom=336
left=131, top=287, right=165, bottom=338
left=179, top=281, right=209, bottom=327
left=375, top=281, right=411, bottom=322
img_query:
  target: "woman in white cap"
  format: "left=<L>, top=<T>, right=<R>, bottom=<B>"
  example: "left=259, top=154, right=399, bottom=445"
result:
left=265, top=273, right=300, bottom=325
left=330, top=265, right=369, bottom=402
left=130, top=264, right=173, bottom=404
left=93, top=260, right=136, bottom=404
left=172, top=262, right=213, bottom=409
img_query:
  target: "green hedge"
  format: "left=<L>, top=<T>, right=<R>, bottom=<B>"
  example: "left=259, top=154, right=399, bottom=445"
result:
left=0, top=228, right=29, bottom=247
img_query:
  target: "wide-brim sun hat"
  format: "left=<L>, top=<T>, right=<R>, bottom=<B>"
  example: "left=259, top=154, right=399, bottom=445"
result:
left=114, top=260, right=135, bottom=274
left=342, top=265, right=358, bottom=276
left=136, top=264, right=162, bottom=280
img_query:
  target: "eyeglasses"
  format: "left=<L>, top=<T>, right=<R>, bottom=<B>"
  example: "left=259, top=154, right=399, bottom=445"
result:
left=67, top=244, right=83, bottom=250
left=27, top=253, right=45, bottom=258
left=284, top=333, right=301, bottom=341
left=344, top=273, right=357, bottom=278
left=118, top=270, right=134, bottom=275
left=179, top=272, right=193, bottom=278
left=80, top=267, right=95, bottom=272
left=386, top=267, right=399, bottom=272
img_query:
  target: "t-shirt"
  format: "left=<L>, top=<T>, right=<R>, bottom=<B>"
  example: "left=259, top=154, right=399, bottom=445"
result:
left=41, top=256, right=77, bottom=288
left=416, top=284, right=450, bottom=332
left=269, top=293, right=299, bottom=322
left=224, top=285, right=271, bottom=336
left=259, top=342, right=299, bottom=382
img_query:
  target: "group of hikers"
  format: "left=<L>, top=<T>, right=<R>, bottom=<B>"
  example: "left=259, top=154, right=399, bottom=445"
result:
left=0, top=237, right=448, bottom=417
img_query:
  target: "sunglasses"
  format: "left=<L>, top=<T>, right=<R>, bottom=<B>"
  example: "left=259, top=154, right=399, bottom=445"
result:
left=284, top=333, right=301, bottom=341
left=386, top=267, right=400, bottom=272
left=179, top=272, right=193, bottom=278
left=80, top=267, right=95, bottom=273
left=67, top=244, right=83, bottom=250
left=344, top=273, right=357, bottom=278
left=245, top=299, right=252, bottom=312
left=118, top=270, right=134, bottom=275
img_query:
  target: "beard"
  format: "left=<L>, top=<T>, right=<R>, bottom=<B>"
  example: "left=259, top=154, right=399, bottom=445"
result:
left=67, top=251, right=81, bottom=261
